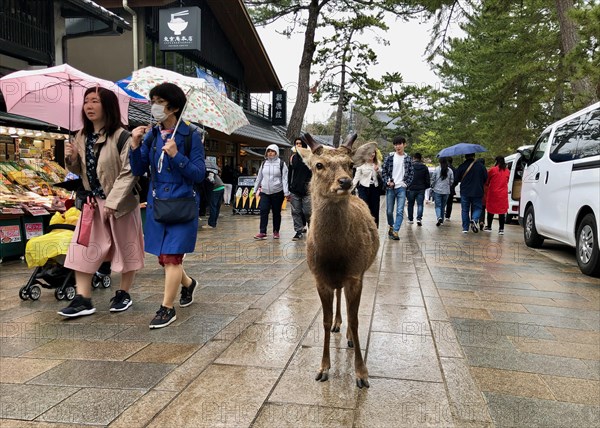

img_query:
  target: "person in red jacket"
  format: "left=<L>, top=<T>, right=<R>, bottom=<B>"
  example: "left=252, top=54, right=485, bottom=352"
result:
left=483, top=156, right=510, bottom=234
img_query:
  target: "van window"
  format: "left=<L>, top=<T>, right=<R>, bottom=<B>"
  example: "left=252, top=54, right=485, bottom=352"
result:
left=530, top=132, right=550, bottom=164
left=550, top=116, right=582, bottom=162
left=577, top=108, right=600, bottom=159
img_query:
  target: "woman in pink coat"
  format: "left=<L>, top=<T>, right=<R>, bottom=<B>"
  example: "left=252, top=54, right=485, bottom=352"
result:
left=483, top=156, right=510, bottom=234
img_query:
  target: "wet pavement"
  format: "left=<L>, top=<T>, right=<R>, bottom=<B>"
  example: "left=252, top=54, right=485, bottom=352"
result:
left=0, top=201, right=598, bottom=427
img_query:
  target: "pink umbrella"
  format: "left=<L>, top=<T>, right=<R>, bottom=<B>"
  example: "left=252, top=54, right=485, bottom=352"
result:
left=0, top=64, right=131, bottom=131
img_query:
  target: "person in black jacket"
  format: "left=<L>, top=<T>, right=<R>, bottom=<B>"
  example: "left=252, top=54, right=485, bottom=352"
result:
left=406, top=153, right=430, bottom=226
left=288, top=138, right=312, bottom=240
left=455, top=153, right=488, bottom=233
left=445, top=157, right=457, bottom=221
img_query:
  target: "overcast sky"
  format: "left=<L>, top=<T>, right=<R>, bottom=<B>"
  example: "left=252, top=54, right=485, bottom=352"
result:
left=256, top=14, right=446, bottom=124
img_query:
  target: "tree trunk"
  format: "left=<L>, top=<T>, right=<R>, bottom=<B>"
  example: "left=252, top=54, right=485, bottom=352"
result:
left=285, top=0, right=321, bottom=141
left=555, top=0, right=594, bottom=104
left=333, top=64, right=347, bottom=147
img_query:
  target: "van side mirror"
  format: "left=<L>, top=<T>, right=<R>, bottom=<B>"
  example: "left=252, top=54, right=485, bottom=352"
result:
left=518, top=148, right=532, bottom=163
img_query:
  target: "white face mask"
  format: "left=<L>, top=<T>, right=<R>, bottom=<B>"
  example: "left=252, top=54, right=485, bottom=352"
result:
left=151, top=104, right=170, bottom=122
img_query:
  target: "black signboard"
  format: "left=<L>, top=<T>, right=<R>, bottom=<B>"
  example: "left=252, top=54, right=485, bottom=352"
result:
left=272, top=90, right=287, bottom=126
left=233, top=176, right=260, bottom=215
left=159, top=7, right=201, bottom=51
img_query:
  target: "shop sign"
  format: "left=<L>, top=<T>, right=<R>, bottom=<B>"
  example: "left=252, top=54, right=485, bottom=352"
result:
left=0, top=225, right=21, bottom=243
left=272, top=90, right=287, bottom=126
left=233, top=176, right=260, bottom=215
left=25, top=223, right=43, bottom=240
left=159, top=7, right=201, bottom=51
left=23, top=206, right=50, bottom=216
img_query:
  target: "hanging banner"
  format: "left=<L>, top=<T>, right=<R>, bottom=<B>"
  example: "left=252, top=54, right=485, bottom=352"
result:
left=272, top=90, right=287, bottom=126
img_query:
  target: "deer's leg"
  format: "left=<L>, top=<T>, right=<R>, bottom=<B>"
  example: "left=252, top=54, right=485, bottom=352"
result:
left=331, top=288, right=342, bottom=333
left=316, top=284, right=334, bottom=382
left=345, top=279, right=369, bottom=388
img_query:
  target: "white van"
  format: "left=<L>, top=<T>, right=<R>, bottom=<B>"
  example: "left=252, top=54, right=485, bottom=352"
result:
left=505, top=146, right=533, bottom=223
left=519, top=102, right=600, bottom=276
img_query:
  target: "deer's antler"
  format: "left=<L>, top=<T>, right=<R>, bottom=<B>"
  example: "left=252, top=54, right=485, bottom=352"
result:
left=339, top=133, right=358, bottom=153
left=302, top=133, right=323, bottom=155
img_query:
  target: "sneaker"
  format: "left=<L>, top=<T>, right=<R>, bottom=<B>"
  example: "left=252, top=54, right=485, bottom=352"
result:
left=149, top=305, right=176, bottom=329
left=498, top=229, right=504, bottom=235
left=462, top=230, right=469, bottom=234
left=417, top=220, right=422, bottom=227
left=445, top=218, right=451, bottom=222
left=479, top=222, right=485, bottom=230
left=58, top=295, right=96, bottom=318
left=273, top=232, right=280, bottom=239
left=179, top=278, right=197, bottom=307
left=471, top=220, right=479, bottom=233
left=388, top=226, right=394, bottom=237
left=407, top=220, right=414, bottom=225
left=389, top=231, right=400, bottom=241
left=302, top=227, right=307, bottom=233
left=254, top=233, right=267, bottom=240
left=436, top=218, right=442, bottom=227
left=109, top=290, right=132, bottom=312
left=483, top=226, right=492, bottom=232
left=292, top=232, right=303, bottom=241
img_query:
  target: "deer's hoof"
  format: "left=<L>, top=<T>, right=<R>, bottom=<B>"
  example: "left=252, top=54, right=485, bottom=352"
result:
left=356, top=377, right=370, bottom=389
left=348, top=340, right=354, bottom=348
left=331, top=325, right=340, bottom=333
left=315, top=370, right=329, bottom=382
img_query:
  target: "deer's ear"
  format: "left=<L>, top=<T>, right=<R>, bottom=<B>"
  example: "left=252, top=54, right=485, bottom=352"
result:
left=296, top=147, right=312, bottom=162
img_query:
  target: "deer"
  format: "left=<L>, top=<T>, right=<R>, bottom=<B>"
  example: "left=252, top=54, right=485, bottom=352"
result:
left=298, top=133, right=380, bottom=388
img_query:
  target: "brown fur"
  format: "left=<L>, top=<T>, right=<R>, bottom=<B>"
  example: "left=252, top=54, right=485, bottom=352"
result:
left=298, top=133, right=379, bottom=388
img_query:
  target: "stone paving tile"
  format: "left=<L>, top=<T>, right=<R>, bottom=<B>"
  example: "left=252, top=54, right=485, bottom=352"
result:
left=253, top=402, right=355, bottom=428
left=371, top=305, right=431, bottom=336
left=0, top=420, right=82, bottom=428
left=37, top=387, right=144, bottom=425
left=431, top=321, right=463, bottom=358
left=367, top=332, right=442, bottom=382
left=462, top=346, right=599, bottom=380
left=545, top=326, right=600, bottom=345
left=23, top=339, right=148, bottom=361
left=484, top=392, right=600, bottom=427
left=29, top=360, right=175, bottom=389
left=148, top=364, right=281, bottom=428
left=253, top=297, right=319, bottom=328
left=445, top=306, right=492, bottom=320
left=508, top=337, right=600, bottom=360
left=0, top=384, right=78, bottom=420
left=109, top=390, right=178, bottom=427
left=354, top=378, right=454, bottom=427
left=126, top=342, right=200, bottom=364
left=0, top=337, right=52, bottom=357
left=268, top=346, right=359, bottom=409
left=470, top=367, right=554, bottom=400
left=374, top=283, right=424, bottom=307
left=112, top=313, right=236, bottom=344
left=301, top=314, right=370, bottom=351
left=540, top=375, right=600, bottom=406
left=490, top=311, right=594, bottom=330
left=523, top=303, right=600, bottom=321
left=439, top=357, right=492, bottom=424
left=423, top=296, right=449, bottom=322
left=0, top=356, right=63, bottom=383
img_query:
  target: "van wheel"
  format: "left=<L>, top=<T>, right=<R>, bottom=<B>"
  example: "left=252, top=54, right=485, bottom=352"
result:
left=576, top=214, right=600, bottom=277
left=524, top=206, right=544, bottom=248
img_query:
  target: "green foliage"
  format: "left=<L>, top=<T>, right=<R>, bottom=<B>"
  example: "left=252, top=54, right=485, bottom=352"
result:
left=568, top=1, right=600, bottom=102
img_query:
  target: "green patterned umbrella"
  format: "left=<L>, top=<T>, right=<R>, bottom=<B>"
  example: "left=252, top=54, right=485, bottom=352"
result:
left=127, top=66, right=249, bottom=134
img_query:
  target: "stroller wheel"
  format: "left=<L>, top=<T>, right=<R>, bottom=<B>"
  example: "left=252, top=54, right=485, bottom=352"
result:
left=19, top=287, right=29, bottom=301
left=102, top=275, right=111, bottom=288
left=91, top=276, right=100, bottom=289
left=64, top=286, right=76, bottom=301
left=29, top=285, right=41, bottom=301
left=55, top=288, right=66, bottom=300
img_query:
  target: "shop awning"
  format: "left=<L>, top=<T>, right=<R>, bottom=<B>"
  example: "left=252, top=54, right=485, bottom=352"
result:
left=0, top=111, right=61, bottom=132
left=62, top=0, right=131, bottom=34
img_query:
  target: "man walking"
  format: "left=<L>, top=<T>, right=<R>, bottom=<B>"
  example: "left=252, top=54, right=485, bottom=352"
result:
left=406, top=152, right=430, bottom=226
left=445, top=157, right=457, bottom=221
left=455, top=153, right=488, bottom=233
left=382, top=136, right=414, bottom=240
left=288, top=138, right=312, bottom=240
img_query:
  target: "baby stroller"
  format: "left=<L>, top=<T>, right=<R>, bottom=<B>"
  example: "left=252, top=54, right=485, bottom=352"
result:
left=19, top=208, right=112, bottom=301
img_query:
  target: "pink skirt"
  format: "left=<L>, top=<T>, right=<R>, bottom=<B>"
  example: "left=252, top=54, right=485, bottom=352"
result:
left=65, top=198, right=145, bottom=274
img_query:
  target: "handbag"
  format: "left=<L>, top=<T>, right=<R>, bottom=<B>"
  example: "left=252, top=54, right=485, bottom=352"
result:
left=76, top=197, right=95, bottom=247
left=153, top=195, right=197, bottom=223
left=376, top=172, right=386, bottom=195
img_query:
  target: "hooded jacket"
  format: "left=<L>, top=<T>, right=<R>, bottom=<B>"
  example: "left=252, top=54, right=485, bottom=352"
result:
left=253, top=144, right=289, bottom=196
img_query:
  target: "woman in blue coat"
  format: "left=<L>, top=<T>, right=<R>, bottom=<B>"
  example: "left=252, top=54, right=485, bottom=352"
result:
left=130, top=83, right=205, bottom=329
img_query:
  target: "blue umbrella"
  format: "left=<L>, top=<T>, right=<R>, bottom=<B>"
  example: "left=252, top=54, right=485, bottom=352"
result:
left=437, top=142, right=487, bottom=158
left=115, top=76, right=147, bottom=100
